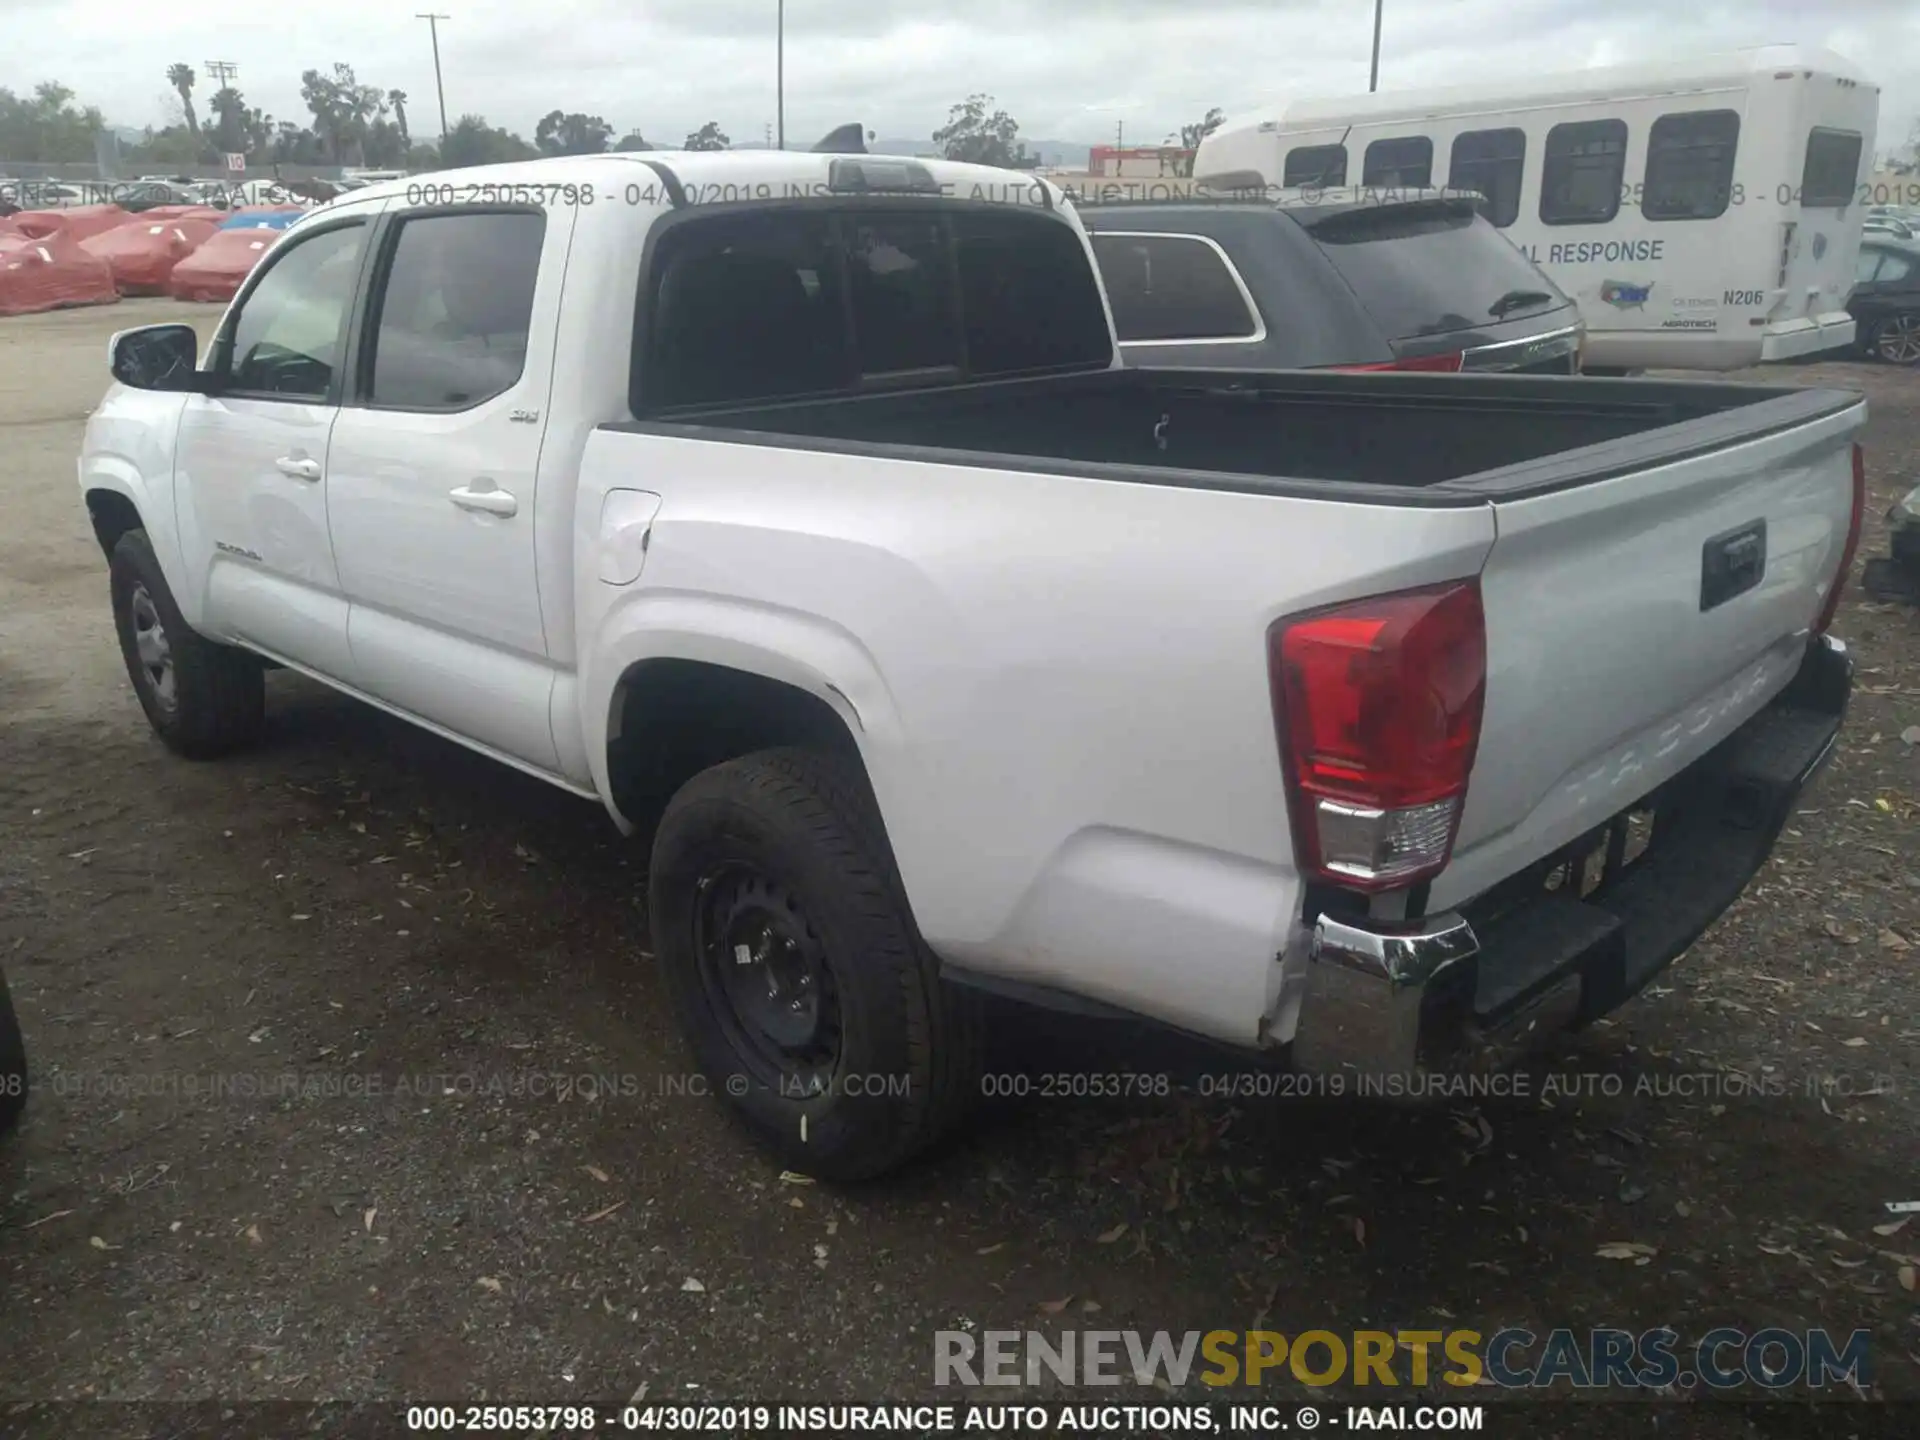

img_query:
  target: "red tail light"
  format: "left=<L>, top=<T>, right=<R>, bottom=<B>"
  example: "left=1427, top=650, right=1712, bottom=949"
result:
left=1333, top=351, right=1466, bottom=373
left=1813, top=442, right=1866, bottom=636
left=1269, top=581, right=1487, bottom=892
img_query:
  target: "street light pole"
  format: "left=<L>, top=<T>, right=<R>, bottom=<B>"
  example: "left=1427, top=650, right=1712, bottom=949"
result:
left=417, top=12, right=451, bottom=141
left=776, top=0, right=785, bottom=150
left=1369, top=0, right=1383, bottom=93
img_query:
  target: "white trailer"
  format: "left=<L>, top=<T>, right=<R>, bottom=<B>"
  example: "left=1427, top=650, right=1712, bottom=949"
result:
left=1196, top=46, right=1881, bottom=371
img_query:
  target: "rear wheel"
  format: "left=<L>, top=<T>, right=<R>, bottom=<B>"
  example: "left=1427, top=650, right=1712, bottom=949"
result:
left=110, top=530, right=265, bottom=758
left=1871, top=313, right=1920, bottom=366
left=648, top=748, right=980, bottom=1181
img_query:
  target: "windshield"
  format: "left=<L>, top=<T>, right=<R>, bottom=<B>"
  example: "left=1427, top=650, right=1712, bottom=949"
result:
left=1298, top=203, right=1572, bottom=340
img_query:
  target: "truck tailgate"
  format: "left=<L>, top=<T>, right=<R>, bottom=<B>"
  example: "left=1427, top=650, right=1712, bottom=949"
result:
left=1429, top=394, right=1865, bottom=912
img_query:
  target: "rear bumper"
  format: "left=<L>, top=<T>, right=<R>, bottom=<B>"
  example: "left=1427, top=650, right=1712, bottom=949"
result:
left=1760, top=313, right=1856, bottom=362
left=1291, top=633, right=1851, bottom=1079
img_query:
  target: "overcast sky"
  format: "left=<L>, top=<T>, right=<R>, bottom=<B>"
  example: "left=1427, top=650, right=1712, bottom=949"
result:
left=6, top=0, right=1917, bottom=155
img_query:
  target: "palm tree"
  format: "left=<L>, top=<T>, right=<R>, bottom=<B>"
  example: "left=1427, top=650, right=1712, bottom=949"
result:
left=167, top=63, right=199, bottom=138
left=388, top=89, right=410, bottom=148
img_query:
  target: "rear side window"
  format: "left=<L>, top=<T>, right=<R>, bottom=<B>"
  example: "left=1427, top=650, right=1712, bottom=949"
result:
left=366, top=210, right=545, bottom=410
left=1800, top=129, right=1863, bottom=208
left=1877, top=250, right=1914, bottom=283
left=639, top=205, right=1111, bottom=411
left=1362, top=136, right=1433, bottom=188
left=1089, top=233, right=1258, bottom=341
left=1283, top=144, right=1347, bottom=188
left=1448, top=129, right=1526, bottom=228
left=1300, top=202, right=1568, bottom=341
left=1539, top=119, right=1627, bottom=225
left=1643, top=110, right=1739, bottom=221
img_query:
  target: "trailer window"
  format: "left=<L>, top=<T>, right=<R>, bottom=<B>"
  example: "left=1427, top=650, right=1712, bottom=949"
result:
left=1643, top=110, right=1739, bottom=221
left=1362, top=136, right=1432, bottom=188
left=1089, top=233, right=1259, bottom=341
left=1283, top=145, right=1347, bottom=188
left=1539, top=119, right=1627, bottom=225
left=1800, top=129, right=1863, bottom=209
left=1449, top=129, right=1526, bottom=227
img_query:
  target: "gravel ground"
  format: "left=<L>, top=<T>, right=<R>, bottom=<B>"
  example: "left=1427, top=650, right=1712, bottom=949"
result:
left=1, top=299, right=1917, bottom=1436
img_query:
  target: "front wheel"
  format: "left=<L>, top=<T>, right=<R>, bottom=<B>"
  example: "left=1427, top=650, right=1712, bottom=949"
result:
left=109, top=530, right=265, bottom=758
left=648, top=748, right=980, bottom=1181
left=1871, top=313, right=1920, bottom=366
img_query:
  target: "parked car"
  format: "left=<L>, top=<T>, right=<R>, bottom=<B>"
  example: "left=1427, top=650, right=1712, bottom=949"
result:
left=1079, top=189, right=1583, bottom=374
left=82, top=151, right=1862, bottom=1180
left=1863, top=217, right=1916, bottom=242
left=1851, top=236, right=1920, bottom=365
left=0, top=964, right=25, bottom=1137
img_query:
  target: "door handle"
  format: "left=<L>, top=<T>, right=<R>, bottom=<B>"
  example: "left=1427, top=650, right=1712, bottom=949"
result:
left=274, top=455, right=322, bottom=481
left=448, top=483, right=518, bottom=518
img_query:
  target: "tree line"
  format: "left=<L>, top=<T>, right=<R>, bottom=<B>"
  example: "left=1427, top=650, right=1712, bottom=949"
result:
left=3, top=66, right=1227, bottom=173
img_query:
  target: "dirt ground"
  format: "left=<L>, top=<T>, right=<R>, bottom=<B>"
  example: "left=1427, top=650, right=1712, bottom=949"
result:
left=1, top=297, right=1917, bottom=1434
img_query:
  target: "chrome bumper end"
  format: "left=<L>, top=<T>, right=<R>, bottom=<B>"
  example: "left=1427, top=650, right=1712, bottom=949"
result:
left=1292, top=913, right=1479, bottom=1077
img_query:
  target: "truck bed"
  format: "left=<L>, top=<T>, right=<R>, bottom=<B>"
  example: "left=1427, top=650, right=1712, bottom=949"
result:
left=615, top=368, right=1860, bottom=503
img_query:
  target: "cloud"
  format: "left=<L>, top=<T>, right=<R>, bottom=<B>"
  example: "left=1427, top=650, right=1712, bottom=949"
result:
left=1, top=0, right=1913, bottom=154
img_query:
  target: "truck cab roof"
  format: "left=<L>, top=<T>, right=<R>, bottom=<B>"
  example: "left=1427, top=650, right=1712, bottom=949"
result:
left=333, top=151, right=1067, bottom=213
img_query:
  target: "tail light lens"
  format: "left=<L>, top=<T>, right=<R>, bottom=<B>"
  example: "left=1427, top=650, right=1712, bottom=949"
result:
left=1269, top=581, right=1487, bottom=892
left=1332, top=350, right=1465, bottom=374
left=1813, top=442, right=1866, bottom=636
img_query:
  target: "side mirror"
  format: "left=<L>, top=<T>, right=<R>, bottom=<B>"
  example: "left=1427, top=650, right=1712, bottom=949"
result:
left=108, top=324, right=204, bottom=393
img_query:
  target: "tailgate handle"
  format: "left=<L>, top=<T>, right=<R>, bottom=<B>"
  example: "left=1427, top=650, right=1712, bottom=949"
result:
left=1700, top=520, right=1767, bottom=612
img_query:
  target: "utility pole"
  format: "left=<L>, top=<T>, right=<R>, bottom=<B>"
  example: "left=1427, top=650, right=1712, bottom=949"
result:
left=1369, top=0, right=1384, bottom=92
left=776, top=0, right=784, bottom=150
left=204, top=59, right=238, bottom=91
left=417, top=12, right=451, bottom=141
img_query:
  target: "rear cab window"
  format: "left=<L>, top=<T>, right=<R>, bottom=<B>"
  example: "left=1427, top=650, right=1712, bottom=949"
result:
left=636, top=201, right=1112, bottom=412
left=1087, top=233, right=1260, bottom=342
left=1293, top=200, right=1570, bottom=343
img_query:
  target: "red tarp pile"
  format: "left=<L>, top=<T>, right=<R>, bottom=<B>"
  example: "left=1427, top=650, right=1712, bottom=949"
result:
left=169, top=210, right=303, bottom=303
left=134, top=204, right=226, bottom=225
left=3, top=204, right=130, bottom=242
left=83, top=217, right=220, bottom=295
left=0, top=230, right=120, bottom=316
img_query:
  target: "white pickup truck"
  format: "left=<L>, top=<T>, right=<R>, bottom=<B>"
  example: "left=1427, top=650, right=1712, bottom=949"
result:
left=82, top=150, right=1864, bottom=1179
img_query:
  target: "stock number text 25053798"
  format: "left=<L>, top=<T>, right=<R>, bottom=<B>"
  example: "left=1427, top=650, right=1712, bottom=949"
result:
left=400, top=180, right=870, bottom=209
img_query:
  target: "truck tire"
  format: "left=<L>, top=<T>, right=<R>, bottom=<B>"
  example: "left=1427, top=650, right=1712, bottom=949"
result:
left=648, top=747, right=980, bottom=1181
left=109, top=530, right=264, bottom=759
left=0, top=967, right=26, bottom=1136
